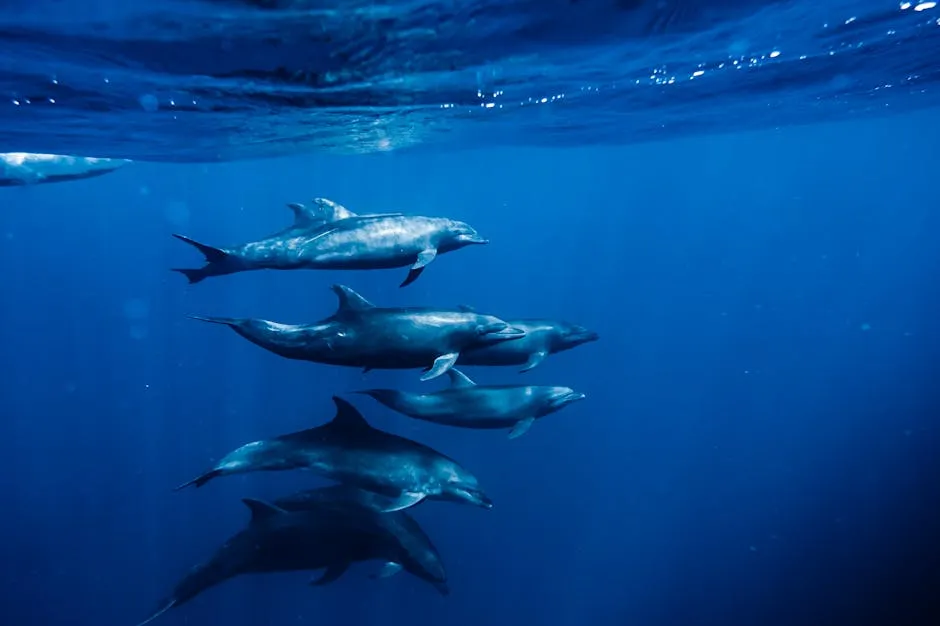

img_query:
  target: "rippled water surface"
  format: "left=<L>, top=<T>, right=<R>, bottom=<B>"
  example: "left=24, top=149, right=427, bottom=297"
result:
left=1, top=0, right=938, bottom=161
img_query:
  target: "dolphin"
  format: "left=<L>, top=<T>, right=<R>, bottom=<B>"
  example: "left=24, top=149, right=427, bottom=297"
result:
left=174, top=396, right=493, bottom=512
left=357, top=368, right=586, bottom=439
left=171, top=197, right=487, bottom=287
left=0, top=152, right=130, bottom=186
left=135, top=496, right=447, bottom=626
left=456, top=318, right=599, bottom=372
left=189, top=283, right=526, bottom=381
left=274, top=485, right=448, bottom=595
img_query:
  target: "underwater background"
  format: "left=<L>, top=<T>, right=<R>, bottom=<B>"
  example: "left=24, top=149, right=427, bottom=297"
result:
left=2, top=2, right=940, bottom=626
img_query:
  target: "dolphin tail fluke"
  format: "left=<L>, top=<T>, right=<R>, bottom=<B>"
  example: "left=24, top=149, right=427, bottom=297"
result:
left=186, top=314, right=238, bottom=327
left=173, top=469, right=222, bottom=491
left=172, top=234, right=228, bottom=263
left=135, top=598, right=177, bottom=626
left=171, top=268, right=207, bottom=284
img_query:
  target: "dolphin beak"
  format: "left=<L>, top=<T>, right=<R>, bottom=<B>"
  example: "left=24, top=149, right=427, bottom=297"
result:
left=461, top=233, right=488, bottom=245
left=552, top=390, right=586, bottom=409
left=573, top=327, right=599, bottom=343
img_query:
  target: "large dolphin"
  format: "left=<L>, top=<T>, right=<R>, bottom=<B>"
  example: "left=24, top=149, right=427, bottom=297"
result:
left=357, top=368, right=586, bottom=439
left=190, top=284, right=526, bottom=381
left=135, top=496, right=446, bottom=626
left=175, top=396, right=493, bottom=512
left=0, top=152, right=130, bottom=186
left=274, top=485, right=448, bottom=595
left=457, top=318, right=599, bottom=372
left=171, top=197, right=487, bottom=287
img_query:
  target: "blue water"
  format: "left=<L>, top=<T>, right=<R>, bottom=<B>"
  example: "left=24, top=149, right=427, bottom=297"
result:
left=2, top=0, right=940, bottom=159
left=2, top=2, right=940, bottom=626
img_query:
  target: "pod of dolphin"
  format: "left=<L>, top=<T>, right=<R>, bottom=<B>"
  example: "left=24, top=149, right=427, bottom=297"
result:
left=137, top=197, right=599, bottom=625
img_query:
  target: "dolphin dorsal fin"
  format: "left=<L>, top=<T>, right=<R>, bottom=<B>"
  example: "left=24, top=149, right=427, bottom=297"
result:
left=286, top=202, right=325, bottom=228
left=242, top=498, right=287, bottom=523
left=457, top=305, right=476, bottom=313
left=328, top=396, right=372, bottom=432
left=446, top=368, right=476, bottom=388
left=331, top=284, right=375, bottom=313
left=311, top=197, right=357, bottom=221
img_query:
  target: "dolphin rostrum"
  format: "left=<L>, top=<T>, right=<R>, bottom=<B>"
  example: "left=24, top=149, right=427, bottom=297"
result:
left=357, top=368, right=586, bottom=439
left=457, top=318, right=599, bottom=372
left=189, top=284, right=526, bottom=381
left=135, top=496, right=447, bottom=625
left=174, top=396, right=493, bottom=512
left=171, top=197, right=487, bottom=287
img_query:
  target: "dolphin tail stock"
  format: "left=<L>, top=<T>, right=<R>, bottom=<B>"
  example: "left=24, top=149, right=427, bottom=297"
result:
left=134, top=598, right=177, bottom=626
left=171, top=234, right=231, bottom=284
left=173, top=468, right=222, bottom=491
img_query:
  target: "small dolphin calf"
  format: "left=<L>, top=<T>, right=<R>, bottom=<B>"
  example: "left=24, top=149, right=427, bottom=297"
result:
left=190, top=284, right=525, bottom=381
left=358, top=368, right=586, bottom=439
left=275, top=485, right=448, bottom=595
left=172, top=197, right=487, bottom=286
left=136, top=496, right=446, bottom=625
left=457, top=318, right=599, bottom=372
left=175, top=396, right=492, bottom=512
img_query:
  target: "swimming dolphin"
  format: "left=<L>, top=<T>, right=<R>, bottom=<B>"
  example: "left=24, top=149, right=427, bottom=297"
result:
left=174, top=396, right=493, bottom=512
left=357, top=368, right=586, bottom=439
left=457, top=318, right=599, bottom=372
left=135, top=496, right=447, bottom=626
left=189, top=283, right=526, bottom=381
left=0, top=152, right=130, bottom=186
left=274, top=485, right=448, bottom=594
left=171, top=197, right=487, bottom=287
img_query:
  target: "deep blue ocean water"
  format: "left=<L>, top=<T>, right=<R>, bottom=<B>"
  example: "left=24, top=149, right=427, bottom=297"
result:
left=2, top=2, right=940, bottom=626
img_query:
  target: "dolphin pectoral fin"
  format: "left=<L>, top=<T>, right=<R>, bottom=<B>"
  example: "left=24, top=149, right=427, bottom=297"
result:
left=377, top=491, right=427, bottom=512
left=421, top=352, right=459, bottom=381
left=508, top=417, right=536, bottom=439
left=400, top=248, right=438, bottom=287
left=520, top=350, right=549, bottom=372
left=370, top=562, right=403, bottom=580
left=309, top=561, right=350, bottom=586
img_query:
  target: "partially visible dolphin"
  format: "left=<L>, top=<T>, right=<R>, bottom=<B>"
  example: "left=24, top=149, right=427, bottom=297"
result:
left=135, top=496, right=447, bottom=626
left=0, top=152, right=130, bottom=186
left=274, top=485, right=448, bottom=595
left=175, top=396, right=493, bottom=512
left=357, top=368, right=586, bottom=439
left=190, top=283, right=526, bottom=381
left=457, top=318, right=599, bottom=372
left=171, top=197, right=487, bottom=287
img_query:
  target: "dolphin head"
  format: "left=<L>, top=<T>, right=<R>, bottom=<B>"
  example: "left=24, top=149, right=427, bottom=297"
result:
left=440, top=220, right=488, bottom=251
left=542, top=387, right=587, bottom=412
left=474, top=317, right=527, bottom=345
left=434, top=460, right=493, bottom=510
left=554, top=322, right=599, bottom=351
